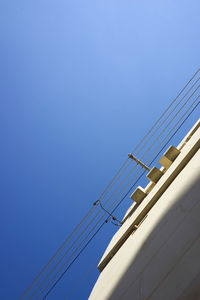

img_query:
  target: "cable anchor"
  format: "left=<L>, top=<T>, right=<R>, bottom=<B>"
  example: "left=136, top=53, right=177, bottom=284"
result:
left=93, top=200, right=122, bottom=227
left=128, top=153, right=150, bottom=171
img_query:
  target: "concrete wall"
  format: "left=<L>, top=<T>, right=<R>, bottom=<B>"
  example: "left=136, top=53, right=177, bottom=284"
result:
left=89, top=135, right=200, bottom=299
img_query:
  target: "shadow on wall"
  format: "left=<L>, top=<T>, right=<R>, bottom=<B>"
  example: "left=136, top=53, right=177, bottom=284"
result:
left=107, top=168, right=200, bottom=300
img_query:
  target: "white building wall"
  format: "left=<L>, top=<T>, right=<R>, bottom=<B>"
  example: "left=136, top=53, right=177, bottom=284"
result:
left=89, top=128, right=200, bottom=300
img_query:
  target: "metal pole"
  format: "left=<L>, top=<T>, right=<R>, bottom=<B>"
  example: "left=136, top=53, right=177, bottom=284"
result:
left=128, top=154, right=150, bottom=172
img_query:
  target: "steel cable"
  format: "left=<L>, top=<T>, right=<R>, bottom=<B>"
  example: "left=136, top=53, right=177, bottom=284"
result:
left=20, top=69, right=200, bottom=299
left=42, top=98, right=200, bottom=300
left=135, top=76, right=200, bottom=157
left=36, top=90, right=200, bottom=299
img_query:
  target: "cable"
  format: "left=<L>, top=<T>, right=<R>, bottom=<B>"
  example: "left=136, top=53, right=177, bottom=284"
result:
left=136, top=85, right=200, bottom=164
left=111, top=99, right=200, bottom=216
left=19, top=148, right=130, bottom=300
left=30, top=159, right=140, bottom=299
left=38, top=94, right=200, bottom=299
left=41, top=98, right=200, bottom=300
left=42, top=222, right=106, bottom=300
left=36, top=162, right=150, bottom=299
left=90, top=72, right=200, bottom=212
left=143, top=93, right=200, bottom=166
left=132, top=68, right=199, bottom=156
left=20, top=69, right=200, bottom=299
left=135, top=75, right=200, bottom=157
left=96, top=201, right=122, bottom=225
left=18, top=208, right=95, bottom=300
left=34, top=91, right=200, bottom=299
left=32, top=90, right=200, bottom=299
left=65, top=261, right=98, bottom=300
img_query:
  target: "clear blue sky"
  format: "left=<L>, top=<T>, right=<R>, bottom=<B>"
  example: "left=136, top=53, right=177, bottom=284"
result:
left=0, top=1, right=199, bottom=299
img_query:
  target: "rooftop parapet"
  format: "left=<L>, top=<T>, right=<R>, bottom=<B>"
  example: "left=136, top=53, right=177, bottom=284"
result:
left=97, top=118, right=200, bottom=272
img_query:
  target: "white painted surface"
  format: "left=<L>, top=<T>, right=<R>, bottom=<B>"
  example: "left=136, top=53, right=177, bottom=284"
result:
left=89, top=149, right=200, bottom=300
left=98, top=126, right=200, bottom=271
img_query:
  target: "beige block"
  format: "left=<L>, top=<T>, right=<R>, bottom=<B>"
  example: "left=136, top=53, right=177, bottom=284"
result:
left=159, top=145, right=180, bottom=168
left=130, top=187, right=147, bottom=204
left=146, top=166, right=164, bottom=183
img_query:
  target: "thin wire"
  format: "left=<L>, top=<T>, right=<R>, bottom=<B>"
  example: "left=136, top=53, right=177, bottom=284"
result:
left=18, top=208, right=95, bottom=300
left=93, top=84, right=199, bottom=216
left=39, top=96, right=200, bottom=299
left=32, top=88, right=199, bottom=299
left=111, top=99, right=200, bottom=216
left=135, top=76, right=200, bottom=157
left=132, top=68, right=199, bottom=156
left=100, top=89, right=200, bottom=222
left=91, top=73, right=200, bottom=208
left=34, top=104, right=190, bottom=298
left=100, top=76, right=200, bottom=222
left=140, top=87, right=200, bottom=163
left=37, top=163, right=150, bottom=298
left=30, top=160, right=140, bottom=299
left=38, top=216, right=111, bottom=299
left=106, top=95, right=200, bottom=224
left=20, top=69, right=199, bottom=299
left=19, top=150, right=129, bottom=300
left=144, top=95, right=200, bottom=166
left=88, top=72, right=200, bottom=210
left=42, top=222, right=106, bottom=300
left=42, top=99, right=200, bottom=300
left=21, top=70, right=200, bottom=299
left=93, top=69, right=199, bottom=206
left=65, top=262, right=98, bottom=300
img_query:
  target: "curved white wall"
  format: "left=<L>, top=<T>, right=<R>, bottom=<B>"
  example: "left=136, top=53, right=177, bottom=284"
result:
left=89, top=149, right=200, bottom=300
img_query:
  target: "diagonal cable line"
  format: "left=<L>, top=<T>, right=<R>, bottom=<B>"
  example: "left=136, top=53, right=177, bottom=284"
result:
left=135, top=75, right=200, bottom=157
left=36, top=92, right=200, bottom=299
left=111, top=98, right=200, bottom=217
left=138, top=85, right=200, bottom=162
left=19, top=69, right=200, bottom=299
left=31, top=89, right=200, bottom=298
left=42, top=96, right=200, bottom=300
